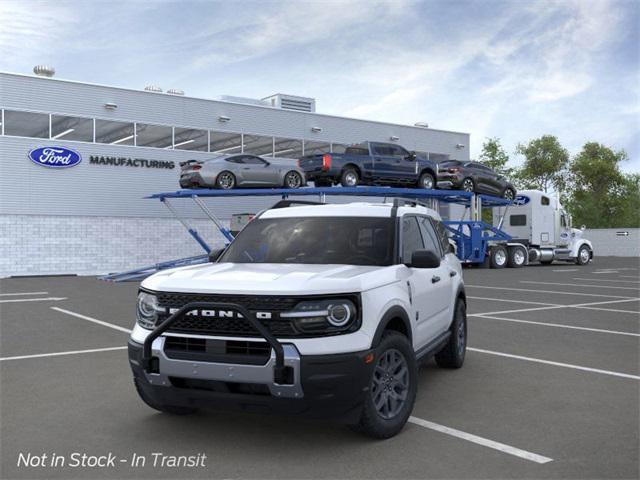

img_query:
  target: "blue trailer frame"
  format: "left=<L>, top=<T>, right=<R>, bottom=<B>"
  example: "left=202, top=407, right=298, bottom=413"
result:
left=101, top=186, right=512, bottom=281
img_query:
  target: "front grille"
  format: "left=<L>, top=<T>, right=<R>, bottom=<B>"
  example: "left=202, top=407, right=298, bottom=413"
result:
left=156, top=293, right=299, bottom=337
left=164, top=337, right=271, bottom=365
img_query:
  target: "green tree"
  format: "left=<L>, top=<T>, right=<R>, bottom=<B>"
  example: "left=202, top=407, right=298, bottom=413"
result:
left=479, top=137, right=513, bottom=176
left=516, top=135, right=569, bottom=193
left=565, top=142, right=638, bottom=228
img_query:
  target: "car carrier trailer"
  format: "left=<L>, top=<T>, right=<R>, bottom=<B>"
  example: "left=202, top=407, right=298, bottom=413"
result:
left=100, top=186, right=591, bottom=282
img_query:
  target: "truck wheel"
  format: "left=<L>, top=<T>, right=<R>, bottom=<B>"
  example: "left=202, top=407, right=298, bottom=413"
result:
left=133, top=378, right=197, bottom=415
left=435, top=299, right=466, bottom=369
left=507, top=246, right=526, bottom=268
left=576, top=245, right=591, bottom=265
left=490, top=245, right=507, bottom=269
left=418, top=172, right=435, bottom=189
left=340, top=168, right=359, bottom=187
left=354, top=331, right=417, bottom=439
left=216, top=171, right=236, bottom=189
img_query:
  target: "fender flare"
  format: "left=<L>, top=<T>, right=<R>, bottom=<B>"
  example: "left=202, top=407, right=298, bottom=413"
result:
left=571, top=238, right=593, bottom=258
left=371, top=305, right=412, bottom=348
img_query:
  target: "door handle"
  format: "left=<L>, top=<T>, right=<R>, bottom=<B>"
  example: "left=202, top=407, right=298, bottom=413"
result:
left=243, top=167, right=251, bottom=170
left=449, top=271, right=457, bottom=277
left=431, top=276, right=441, bottom=284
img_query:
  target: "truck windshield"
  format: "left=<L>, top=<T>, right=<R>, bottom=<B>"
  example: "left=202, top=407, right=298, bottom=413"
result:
left=219, top=216, right=394, bottom=266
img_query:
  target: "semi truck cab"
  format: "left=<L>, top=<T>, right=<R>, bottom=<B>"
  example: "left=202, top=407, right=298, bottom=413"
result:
left=494, top=190, right=593, bottom=265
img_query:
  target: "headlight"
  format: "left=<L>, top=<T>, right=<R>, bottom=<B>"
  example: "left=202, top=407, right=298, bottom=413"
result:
left=136, top=291, right=159, bottom=329
left=281, top=298, right=357, bottom=334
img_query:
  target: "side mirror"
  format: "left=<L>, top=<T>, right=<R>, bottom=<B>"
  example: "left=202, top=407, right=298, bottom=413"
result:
left=581, top=225, right=586, bottom=231
left=407, top=151, right=417, bottom=161
left=406, top=250, right=440, bottom=268
left=208, top=248, right=224, bottom=262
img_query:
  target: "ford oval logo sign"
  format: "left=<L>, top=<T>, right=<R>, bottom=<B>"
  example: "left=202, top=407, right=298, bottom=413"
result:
left=513, top=195, right=530, bottom=206
left=28, top=146, right=82, bottom=168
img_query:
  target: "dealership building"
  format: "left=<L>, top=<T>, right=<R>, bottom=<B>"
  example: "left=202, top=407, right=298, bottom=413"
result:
left=0, top=69, right=470, bottom=277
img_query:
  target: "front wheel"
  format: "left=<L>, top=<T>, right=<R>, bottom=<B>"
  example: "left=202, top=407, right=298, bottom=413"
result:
left=461, top=177, right=475, bottom=192
left=283, top=170, right=303, bottom=189
left=354, top=332, right=417, bottom=439
left=435, top=299, right=467, bottom=368
left=418, top=172, right=435, bottom=189
left=576, top=245, right=591, bottom=265
left=503, top=188, right=516, bottom=201
left=216, top=171, right=236, bottom=189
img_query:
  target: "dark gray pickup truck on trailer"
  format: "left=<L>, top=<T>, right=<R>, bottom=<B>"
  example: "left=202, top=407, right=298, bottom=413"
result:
left=298, top=142, right=439, bottom=189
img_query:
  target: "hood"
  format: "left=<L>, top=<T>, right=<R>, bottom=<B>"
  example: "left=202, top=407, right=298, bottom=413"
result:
left=141, top=262, right=403, bottom=295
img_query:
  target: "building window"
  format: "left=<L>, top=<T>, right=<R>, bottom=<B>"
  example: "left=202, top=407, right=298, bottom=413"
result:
left=173, top=127, right=208, bottom=151
left=273, top=137, right=303, bottom=159
left=3, top=110, right=49, bottom=138
left=135, top=123, right=173, bottom=148
left=51, top=114, right=93, bottom=142
left=210, top=131, right=243, bottom=154
left=303, top=140, right=331, bottom=155
left=95, top=119, right=135, bottom=145
left=243, top=134, right=274, bottom=156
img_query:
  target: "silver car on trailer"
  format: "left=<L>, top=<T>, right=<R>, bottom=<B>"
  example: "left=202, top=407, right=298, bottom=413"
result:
left=179, top=154, right=306, bottom=189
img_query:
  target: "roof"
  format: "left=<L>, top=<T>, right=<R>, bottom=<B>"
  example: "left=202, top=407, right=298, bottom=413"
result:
left=260, top=202, right=440, bottom=220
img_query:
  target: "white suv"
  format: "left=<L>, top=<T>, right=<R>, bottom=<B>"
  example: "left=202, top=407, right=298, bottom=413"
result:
left=128, top=200, right=467, bottom=438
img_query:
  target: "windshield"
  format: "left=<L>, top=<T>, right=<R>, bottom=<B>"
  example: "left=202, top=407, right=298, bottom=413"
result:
left=219, top=216, right=394, bottom=266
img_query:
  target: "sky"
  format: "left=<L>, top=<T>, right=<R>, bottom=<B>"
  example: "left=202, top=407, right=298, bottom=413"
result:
left=1, top=0, right=638, bottom=172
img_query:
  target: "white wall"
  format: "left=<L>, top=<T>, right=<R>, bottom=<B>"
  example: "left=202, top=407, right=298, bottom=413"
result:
left=584, top=228, right=640, bottom=257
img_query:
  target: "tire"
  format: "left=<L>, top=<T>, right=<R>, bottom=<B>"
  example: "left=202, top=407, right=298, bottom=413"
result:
left=507, top=246, right=526, bottom=268
left=461, top=177, right=475, bottom=192
left=354, top=331, right=417, bottom=439
left=435, top=299, right=467, bottom=369
left=576, top=245, right=591, bottom=265
left=133, top=378, right=197, bottom=415
left=418, top=172, right=435, bottom=190
left=503, top=188, right=516, bottom=201
left=490, top=245, right=508, bottom=269
left=340, top=168, right=359, bottom=187
left=283, top=170, right=303, bottom=189
left=216, top=171, right=236, bottom=189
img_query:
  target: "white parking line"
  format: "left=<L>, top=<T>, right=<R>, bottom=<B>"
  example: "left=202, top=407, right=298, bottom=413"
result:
left=0, top=297, right=67, bottom=304
left=467, top=296, right=560, bottom=307
left=470, top=314, right=640, bottom=337
left=573, top=278, right=640, bottom=284
left=0, top=346, right=127, bottom=362
left=520, top=281, right=640, bottom=291
left=552, top=269, right=579, bottom=272
left=408, top=416, right=553, bottom=464
left=0, top=291, right=49, bottom=296
left=51, top=307, right=132, bottom=334
left=471, top=305, right=565, bottom=316
left=472, top=298, right=640, bottom=317
left=466, top=285, right=637, bottom=299
left=468, top=347, right=640, bottom=380
left=621, top=275, right=640, bottom=279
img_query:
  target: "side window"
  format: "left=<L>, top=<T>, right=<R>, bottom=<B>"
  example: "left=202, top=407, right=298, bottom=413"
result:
left=401, top=217, right=424, bottom=263
left=432, top=219, right=451, bottom=254
left=541, top=196, right=550, bottom=206
left=390, top=145, right=410, bottom=158
left=510, top=215, right=527, bottom=226
left=243, top=155, right=267, bottom=165
left=226, top=156, right=244, bottom=164
left=561, top=214, right=567, bottom=228
left=418, top=217, right=442, bottom=256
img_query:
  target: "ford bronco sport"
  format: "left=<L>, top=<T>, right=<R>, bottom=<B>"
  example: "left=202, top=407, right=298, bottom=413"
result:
left=128, top=200, right=467, bottom=438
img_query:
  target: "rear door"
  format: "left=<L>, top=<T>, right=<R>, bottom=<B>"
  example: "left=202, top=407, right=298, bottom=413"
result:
left=400, top=216, right=450, bottom=348
left=370, top=143, right=396, bottom=180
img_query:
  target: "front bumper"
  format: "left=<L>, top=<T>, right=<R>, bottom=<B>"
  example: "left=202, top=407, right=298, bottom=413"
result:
left=128, top=339, right=373, bottom=421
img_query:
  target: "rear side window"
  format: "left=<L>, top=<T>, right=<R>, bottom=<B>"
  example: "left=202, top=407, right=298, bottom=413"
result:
left=226, top=156, right=244, bottom=164
left=541, top=196, right=550, bottom=205
left=345, top=146, right=369, bottom=155
left=432, top=219, right=451, bottom=254
left=418, top=217, right=442, bottom=256
left=401, top=217, right=425, bottom=262
left=510, top=215, right=527, bottom=226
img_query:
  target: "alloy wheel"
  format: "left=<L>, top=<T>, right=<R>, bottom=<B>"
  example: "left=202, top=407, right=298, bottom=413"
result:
left=286, top=172, right=302, bottom=188
left=462, top=179, right=474, bottom=192
left=344, top=172, right=358, bottom=186
left=218, top=172, right=235, bottom=189
left=371, top=349, right=409, bottom=420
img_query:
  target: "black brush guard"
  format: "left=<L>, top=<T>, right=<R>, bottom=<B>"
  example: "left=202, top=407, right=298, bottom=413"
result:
left=141, top=302, right=289, bottom=384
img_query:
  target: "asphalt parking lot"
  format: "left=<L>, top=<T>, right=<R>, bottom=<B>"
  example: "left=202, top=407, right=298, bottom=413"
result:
left=1, top=256, right=638, bottom=479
